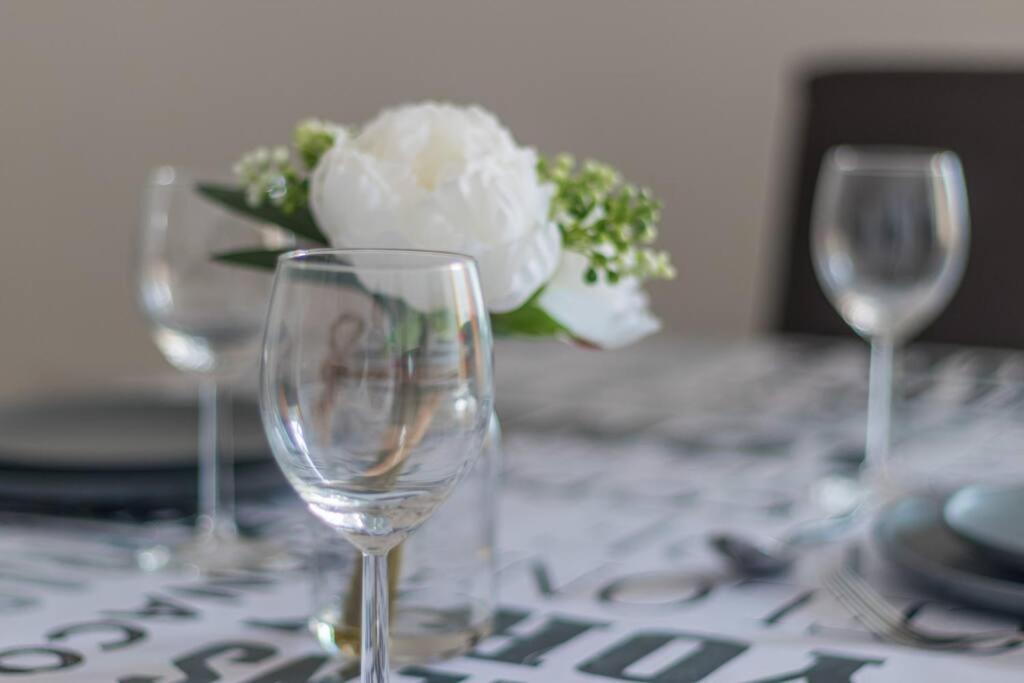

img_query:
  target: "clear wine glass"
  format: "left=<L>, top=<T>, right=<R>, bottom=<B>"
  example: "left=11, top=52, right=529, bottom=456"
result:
left=811, top=146, right=969, bottom=488
left=137, top=166, right=292, bottom=571
left=260, top=248, right=494, bottom=683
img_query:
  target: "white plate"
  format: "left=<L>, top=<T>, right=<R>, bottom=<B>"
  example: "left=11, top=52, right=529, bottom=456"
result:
left=944, top=484, right=1024, bottom=572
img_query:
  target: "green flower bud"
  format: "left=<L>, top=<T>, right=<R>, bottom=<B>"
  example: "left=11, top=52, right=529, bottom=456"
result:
left=294, top=118, right=341, bottom=170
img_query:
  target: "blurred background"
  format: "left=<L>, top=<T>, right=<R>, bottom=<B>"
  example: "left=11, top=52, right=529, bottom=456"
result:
left=3, top=0, right=1024, bottom=395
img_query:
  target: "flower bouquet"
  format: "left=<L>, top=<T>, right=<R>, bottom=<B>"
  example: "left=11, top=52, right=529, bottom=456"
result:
left=198, top=102, right=674, bottom=660
left=199, top=102, right=673, bottom=350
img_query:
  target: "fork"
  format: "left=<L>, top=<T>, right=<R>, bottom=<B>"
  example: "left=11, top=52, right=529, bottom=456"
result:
left=823, top=564, right=1022, bottom=650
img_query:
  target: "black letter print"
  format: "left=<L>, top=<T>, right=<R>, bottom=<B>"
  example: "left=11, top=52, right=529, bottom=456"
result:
left=397, top=667, right=470, bottom=682
left=119, top=641, right=276, bottom=683
left=470, top=610, right=606, bottom=667
left=0, top=646, right=83, bottom=674
left=745, top=651, right=883, bottom=682
left=598, top=573, right=714, bottom=607
left=104, top=594, right=198, bottom=620
left=578, top=630, right=747, bottom=682
left=241, top=655, right=331, bottom=682
left=48, top=619, right=146, bottom=651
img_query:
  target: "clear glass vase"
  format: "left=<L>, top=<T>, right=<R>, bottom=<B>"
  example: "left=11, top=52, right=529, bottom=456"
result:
left=309, top=413, right=501, bottom=664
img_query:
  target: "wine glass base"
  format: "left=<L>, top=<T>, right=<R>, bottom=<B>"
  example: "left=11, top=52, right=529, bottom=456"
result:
left=811, top=473, right=868, bottom=518
left=136, top=534, right=294, bottom=573
left=810, top=466, right=907, bottom=525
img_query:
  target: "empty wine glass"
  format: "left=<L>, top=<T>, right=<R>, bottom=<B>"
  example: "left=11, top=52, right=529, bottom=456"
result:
left=261, top=249, right=494, bottom=683
left=811, top=146, right=969, bottom=488
left=137, top=166, right=292, bottom=571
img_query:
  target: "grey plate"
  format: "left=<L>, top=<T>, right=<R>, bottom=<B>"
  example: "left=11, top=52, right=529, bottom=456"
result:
left=944, top=484, right=1024, bottom=572
left=875, top=495, right=1024, bottom=617
left=0, top=392, right=269, bottom=468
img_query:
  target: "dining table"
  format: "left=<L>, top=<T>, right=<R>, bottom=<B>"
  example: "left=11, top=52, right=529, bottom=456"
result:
left=3, top=335, right=1024, bottom=682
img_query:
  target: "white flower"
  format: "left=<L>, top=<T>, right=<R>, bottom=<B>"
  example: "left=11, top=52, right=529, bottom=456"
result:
left=539, top=252, right=661, bottom=349
left=234, top=146, right=294, bottom=208
left=309, top=102, right=561, bottom=313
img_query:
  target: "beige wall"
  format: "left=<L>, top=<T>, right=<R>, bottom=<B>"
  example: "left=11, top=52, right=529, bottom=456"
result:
left=3, top=0, right=1024, bottom=394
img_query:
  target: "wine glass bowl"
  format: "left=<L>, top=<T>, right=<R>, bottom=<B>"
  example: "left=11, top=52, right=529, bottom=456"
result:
left=260, top=248, right=493, bottom=682
left=270, top=346, right=490, bottom=554
left=139, top=166, right=289, bottom=376
left=812, top=146, right=969, bottom=341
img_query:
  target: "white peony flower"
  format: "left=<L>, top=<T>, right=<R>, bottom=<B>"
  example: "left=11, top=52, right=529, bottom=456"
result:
left=539, top=252, right=661, bottom=349
left=309, top=102, right=562, bottom=313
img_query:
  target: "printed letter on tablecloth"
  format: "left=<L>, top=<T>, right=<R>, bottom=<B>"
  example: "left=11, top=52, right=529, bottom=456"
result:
left=578, top=630, right=747, bottom=682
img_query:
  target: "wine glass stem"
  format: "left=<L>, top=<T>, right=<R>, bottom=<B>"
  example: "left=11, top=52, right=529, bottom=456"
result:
left=197, top=377, right=238, bottom=540
left=865, top=337, right=895, bottom=476
left=361, top=551, right=390, bottom=683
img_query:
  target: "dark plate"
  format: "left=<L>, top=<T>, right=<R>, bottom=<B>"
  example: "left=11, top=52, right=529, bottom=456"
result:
left=875, top=495, right=1024, bottom=617
left=0, top=392, right=269, bottom=468
left=0, top=459, right=288, bottom=517
left=0, top=392, right=286, bottom=515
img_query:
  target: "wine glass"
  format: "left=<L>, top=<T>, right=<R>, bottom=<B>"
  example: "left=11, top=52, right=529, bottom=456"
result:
left=811, top=146, right=969, bottom=489
left=260, top=248, right=494, bottom=683
left=137, top=166, right=292, bottom=571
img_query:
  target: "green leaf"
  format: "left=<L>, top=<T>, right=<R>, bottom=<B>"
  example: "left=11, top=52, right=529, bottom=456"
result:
left=390, top=305, right=425, bottom=352
left=490, top=293, right=573, bottom=339
left=215, top=248, right=374, bottom=300
left=212, top=248, right=291, bottom=270
left=196, top=182, right=329, bottom=245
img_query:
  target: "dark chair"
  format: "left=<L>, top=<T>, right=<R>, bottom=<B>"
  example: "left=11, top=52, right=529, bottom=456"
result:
left=775, top=68, right=1024, bottom=348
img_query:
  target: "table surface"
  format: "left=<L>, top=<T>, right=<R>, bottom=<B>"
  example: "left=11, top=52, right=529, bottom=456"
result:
left=5, top=336, right=1024, bottom=682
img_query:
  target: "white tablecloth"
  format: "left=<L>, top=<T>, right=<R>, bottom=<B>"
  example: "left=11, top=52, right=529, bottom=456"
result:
left=3, top=336, right=1024, bottom=682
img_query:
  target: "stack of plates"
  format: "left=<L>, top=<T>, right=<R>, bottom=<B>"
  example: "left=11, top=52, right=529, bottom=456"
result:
left=876, top=484, right=1024, bottom=615
left=0, top=392, right=287, bottom=517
